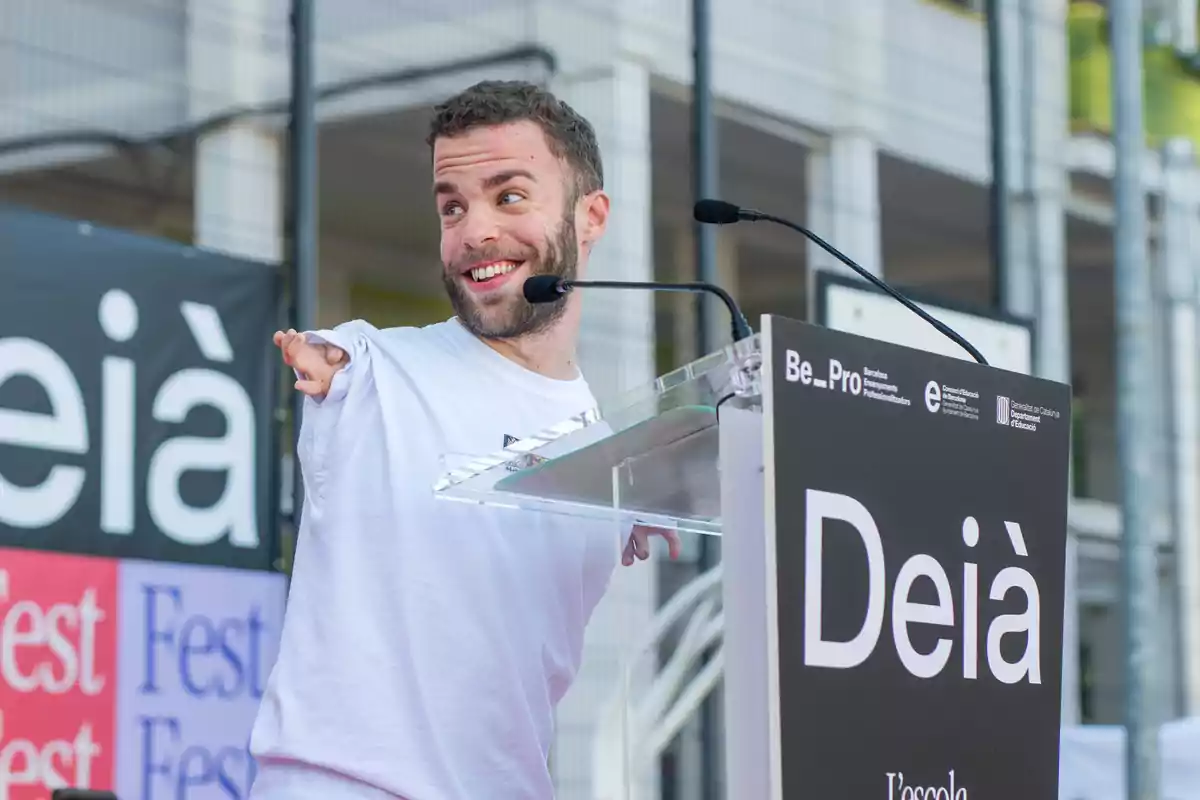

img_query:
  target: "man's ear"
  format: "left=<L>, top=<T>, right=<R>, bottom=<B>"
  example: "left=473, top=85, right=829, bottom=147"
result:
left=579, top=190, right=610, bottom=248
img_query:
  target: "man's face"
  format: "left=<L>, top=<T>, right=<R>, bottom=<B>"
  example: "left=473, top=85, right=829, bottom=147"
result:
left=433, top=121, right=585, bottom=340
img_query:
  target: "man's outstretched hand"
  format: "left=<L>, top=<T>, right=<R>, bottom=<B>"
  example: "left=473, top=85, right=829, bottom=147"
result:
left=623, top=524, right=683, bottom=567
left=274, top=328, right=348, bottom=398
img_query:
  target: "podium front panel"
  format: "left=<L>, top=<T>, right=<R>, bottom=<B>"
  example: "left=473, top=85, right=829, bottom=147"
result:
left=760, top=314, right=1072, bottom=800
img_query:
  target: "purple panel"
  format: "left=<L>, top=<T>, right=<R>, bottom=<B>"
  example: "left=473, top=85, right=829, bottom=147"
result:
left=115, top=559, right=287, bottom=800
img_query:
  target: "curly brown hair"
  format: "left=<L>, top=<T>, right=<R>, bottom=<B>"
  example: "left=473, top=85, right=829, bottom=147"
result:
left=427, top=80, right=604, bottom=199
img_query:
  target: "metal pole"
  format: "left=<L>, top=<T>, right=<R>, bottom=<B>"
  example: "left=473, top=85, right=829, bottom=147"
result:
left=985, top=0, right=1010, bottom=310
left=1013, top=0, right=1082, bottom=728
left=1110, top=0, right=1160, bottom=797
left=693, top=0, right=719, bottom=355
left=691, top=0, right=720, bottom=796
left=289, top=0, right=318, bottom=529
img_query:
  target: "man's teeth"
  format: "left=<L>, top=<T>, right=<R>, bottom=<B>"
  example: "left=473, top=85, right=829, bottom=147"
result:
left=470, top=262, right=519, bottom=282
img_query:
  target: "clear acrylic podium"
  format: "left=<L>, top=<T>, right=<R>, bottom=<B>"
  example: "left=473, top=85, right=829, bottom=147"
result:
left=433, top=333, right=771, bottom=800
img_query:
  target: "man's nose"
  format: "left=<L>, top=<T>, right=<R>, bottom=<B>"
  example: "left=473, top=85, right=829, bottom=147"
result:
left=460, top=207, right=501, bottom=248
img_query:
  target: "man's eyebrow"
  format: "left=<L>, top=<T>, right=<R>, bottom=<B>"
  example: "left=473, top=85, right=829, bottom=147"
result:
left=434, top=169, right=537, bottom=196
left=483, top=169, right=536, bottom=188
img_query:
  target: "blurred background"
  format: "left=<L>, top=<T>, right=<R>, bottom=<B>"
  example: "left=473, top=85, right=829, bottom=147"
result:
left=1, top=0, right=1199, bottom=798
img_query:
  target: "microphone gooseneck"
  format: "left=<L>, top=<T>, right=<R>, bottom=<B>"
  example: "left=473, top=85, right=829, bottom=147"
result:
left=692, top=199, right=989, bottom=366
left=523, top=275, right=753, bottom=343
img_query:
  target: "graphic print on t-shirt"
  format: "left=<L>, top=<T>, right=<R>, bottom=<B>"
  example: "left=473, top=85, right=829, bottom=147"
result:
left=503, top=434, right=519, bottom=447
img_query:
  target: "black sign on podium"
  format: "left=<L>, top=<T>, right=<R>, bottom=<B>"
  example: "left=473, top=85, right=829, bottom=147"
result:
left=766, top=315, right=1071, bottom=799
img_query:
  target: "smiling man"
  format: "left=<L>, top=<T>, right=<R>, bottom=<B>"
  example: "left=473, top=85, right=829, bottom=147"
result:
left=246, top=81, right=679, bottom=800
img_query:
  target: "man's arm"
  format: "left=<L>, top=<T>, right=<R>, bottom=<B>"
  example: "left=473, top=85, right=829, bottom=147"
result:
left=275, top=321, right=376, bottom=489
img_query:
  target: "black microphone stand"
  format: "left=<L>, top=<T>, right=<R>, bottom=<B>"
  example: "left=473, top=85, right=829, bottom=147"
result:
left=695, top=201, right=990, bottom=366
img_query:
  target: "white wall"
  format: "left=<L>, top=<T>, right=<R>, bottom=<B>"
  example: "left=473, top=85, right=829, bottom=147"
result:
left=2, top=0, right=1023, bottom=186
left=627, top=0, right=997, bottom=183
left=0, top=0, right=189, bottom=174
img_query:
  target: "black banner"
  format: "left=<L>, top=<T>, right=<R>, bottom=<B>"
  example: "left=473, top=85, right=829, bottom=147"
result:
left=766, top=315, right=1071, bottom=799
left=0, top=206, right=281, bottom=570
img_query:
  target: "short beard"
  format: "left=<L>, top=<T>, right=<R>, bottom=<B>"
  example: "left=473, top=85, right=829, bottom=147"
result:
left=443, top=207, right=579, bottom=341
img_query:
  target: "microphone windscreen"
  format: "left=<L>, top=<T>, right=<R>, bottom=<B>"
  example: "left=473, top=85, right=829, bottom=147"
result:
left=693, top=199, right=742, bottom=225
left=523, top=275, right=566, bottom=303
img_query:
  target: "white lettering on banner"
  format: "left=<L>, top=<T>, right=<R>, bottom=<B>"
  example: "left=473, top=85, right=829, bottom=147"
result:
left=0, top=339, right=86, bottom=528
left=0, top=566, right=106, bottom=798
left=827, top=358, right=863, bottom=396
left=803, top=490, right=1041, bottom=684
left=785, top=351, right=866, bottom=393
left=927, top=382, right=981, bottom=421
left=0, top=568, right=105, bottom=696
left=924, top=381, right=942, bottom=413
left=783, top=350, right=911, bottom=405
left=138, top=584, right=269, bottom=700
left=0, top=711, right=102, bottom=798
left=887, top=770, right=968, bottom=800
left=784, top=349, right=813, bottom=385
left=139, top=717, right=256, bottom=800
left=0, top=289, right=259, bottom=548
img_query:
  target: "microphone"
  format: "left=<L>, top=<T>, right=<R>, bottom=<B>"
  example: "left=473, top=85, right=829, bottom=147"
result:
left=524, top=274, right=754, bottom=343
left=693, top=199, right=989, bottom=366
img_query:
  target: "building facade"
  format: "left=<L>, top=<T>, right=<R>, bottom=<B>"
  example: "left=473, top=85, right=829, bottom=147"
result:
left=2, top=0, right=1199, bottom=796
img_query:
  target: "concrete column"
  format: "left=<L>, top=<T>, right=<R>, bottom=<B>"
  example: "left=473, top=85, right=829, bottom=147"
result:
left=805, top=0, right=884, bottom=289
left=1172, top=0, right=1198, bottom=52
left=187, top=0, right=283, bottom=264
left=556, top=62, right=656, bottom=406
left=547, top=60, right=659, bottom=800
left=1002, top=0, right=1079, bottom=725
left=805, top=134, right=882, bottom=282
left=186, top=0, right=290, bottom=524
left=1159, top=140, right=1200, bottom=715
left=1004, top=0, right=1072, bottom=384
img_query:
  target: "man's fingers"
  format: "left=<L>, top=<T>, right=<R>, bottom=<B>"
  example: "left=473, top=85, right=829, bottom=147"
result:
left=632, top=529, right=649, bottom=560
left=621, top=535, right=637, bottom=567
left=294, top=378, right=325, bottom=396
left=273, top=331, right=290, bottom=365
left=324, top=345, right=347, bottom=365
left=620, top=526, right=683, bottom=567
left=666, top=531, right=682, bottom=560
left=285, top=335, right=311, bottom=368
left=275, top=330, right=300, bottom=366
left=274, top=330, right=345, bottom=374
left=274, top=330, right=342, bottom=400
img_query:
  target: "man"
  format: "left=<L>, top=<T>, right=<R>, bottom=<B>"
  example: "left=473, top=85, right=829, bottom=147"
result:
left=247, top=80, right=680, bottom=800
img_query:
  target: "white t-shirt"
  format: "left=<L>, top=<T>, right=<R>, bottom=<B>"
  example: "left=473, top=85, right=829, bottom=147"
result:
left=249, top=317, right=620, bottom=800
